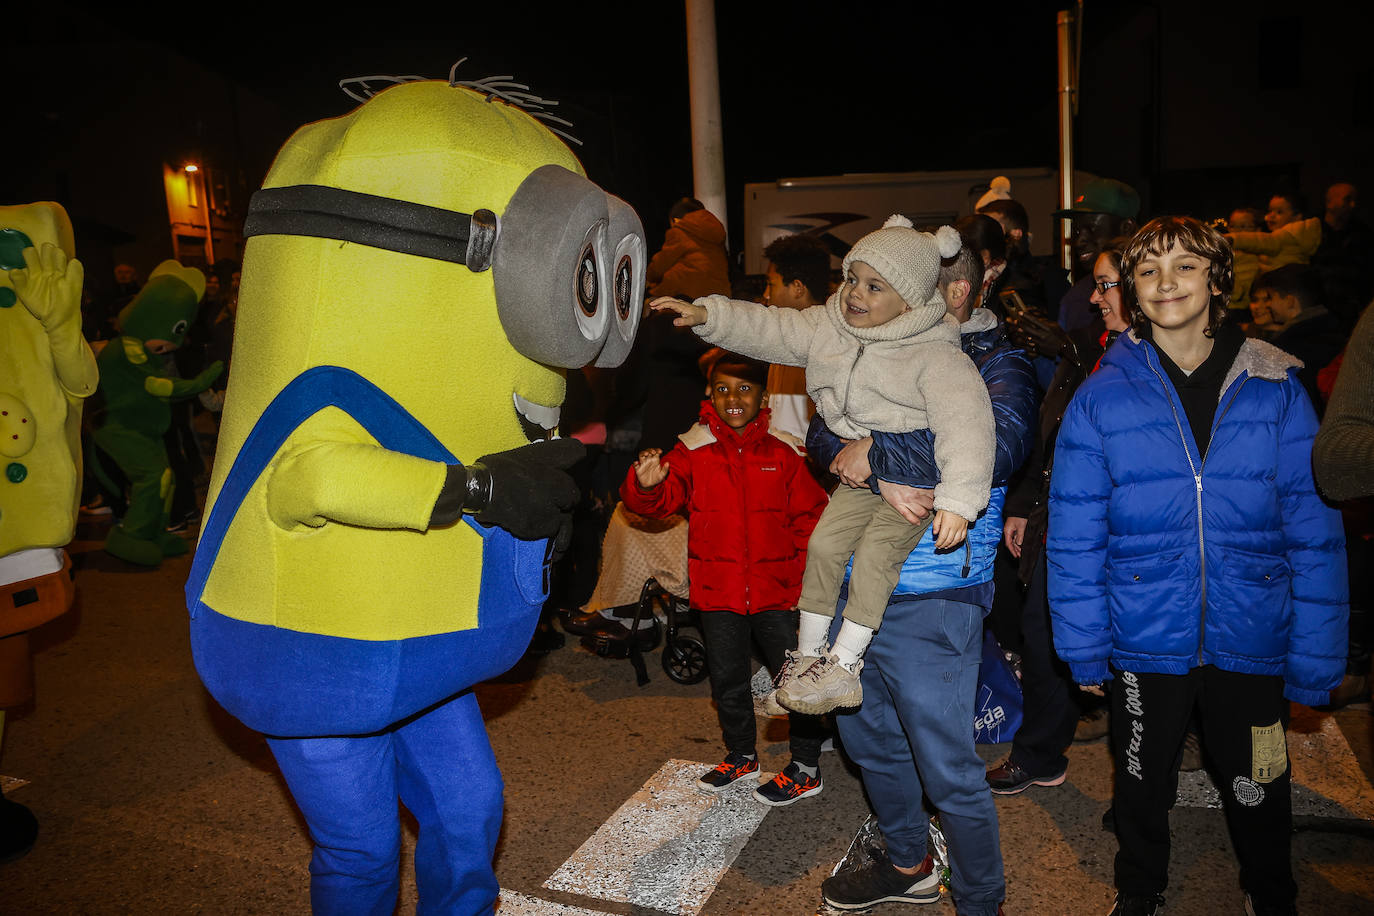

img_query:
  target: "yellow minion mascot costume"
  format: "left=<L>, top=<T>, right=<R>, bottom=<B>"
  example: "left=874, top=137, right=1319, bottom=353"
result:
left=187, top=74, right=644, bottom=914
left=0, top=202, right=97, bottom=860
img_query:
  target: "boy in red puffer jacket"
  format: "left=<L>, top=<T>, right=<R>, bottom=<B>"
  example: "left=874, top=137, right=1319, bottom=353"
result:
left=622, top=352, right=829, bottom=806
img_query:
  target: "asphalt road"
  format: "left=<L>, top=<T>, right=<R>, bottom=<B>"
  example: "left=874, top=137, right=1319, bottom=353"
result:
left=2, top=529, right=1371, bottom=915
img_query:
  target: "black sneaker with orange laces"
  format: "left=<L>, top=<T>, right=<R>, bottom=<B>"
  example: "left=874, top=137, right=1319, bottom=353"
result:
left=752, top=761, right=823, bottom=807
left=695, top=751, right=759, bottom=793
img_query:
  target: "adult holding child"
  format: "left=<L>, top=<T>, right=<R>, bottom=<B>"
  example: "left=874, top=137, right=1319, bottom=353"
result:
left=653, top=217, right=995, bottom=717
left=807, top=243, right=1036, bottom=915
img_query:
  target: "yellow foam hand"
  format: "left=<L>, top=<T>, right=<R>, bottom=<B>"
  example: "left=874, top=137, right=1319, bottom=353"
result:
left=9, top=242, right=83, bottom=329
left=8, top=242, right=96, bottom=399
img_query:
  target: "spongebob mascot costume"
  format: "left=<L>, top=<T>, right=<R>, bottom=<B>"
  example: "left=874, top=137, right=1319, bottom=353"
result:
left=187, top=77, right=645, bottom=914
left=0, top=202, right=97, bottom=859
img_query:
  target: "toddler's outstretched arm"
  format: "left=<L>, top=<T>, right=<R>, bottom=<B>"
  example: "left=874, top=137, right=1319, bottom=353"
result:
left=931, top=509, right=967, bottom=550
left=650, top=297, right=708, bottom=328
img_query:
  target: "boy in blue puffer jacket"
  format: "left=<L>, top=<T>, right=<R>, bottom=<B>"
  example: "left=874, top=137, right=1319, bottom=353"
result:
left=1048, top=216, right=1348, bottom=916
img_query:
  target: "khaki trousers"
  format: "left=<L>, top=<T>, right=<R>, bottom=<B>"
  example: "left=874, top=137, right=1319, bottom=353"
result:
left=797, top=485, right=932, bottom=630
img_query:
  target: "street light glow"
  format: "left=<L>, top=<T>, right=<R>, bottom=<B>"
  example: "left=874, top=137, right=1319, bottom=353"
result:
left=184, top=164, right=199, bottom=172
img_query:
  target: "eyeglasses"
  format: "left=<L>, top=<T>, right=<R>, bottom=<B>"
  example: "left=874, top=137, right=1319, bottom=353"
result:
left=1094, top=279, right=1121, bottom=295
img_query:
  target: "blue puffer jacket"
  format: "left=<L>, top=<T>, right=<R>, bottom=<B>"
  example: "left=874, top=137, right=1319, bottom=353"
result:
left=808, top=312, right=1038, bottom=596
left=1047, top=332, right=1348, bottom=705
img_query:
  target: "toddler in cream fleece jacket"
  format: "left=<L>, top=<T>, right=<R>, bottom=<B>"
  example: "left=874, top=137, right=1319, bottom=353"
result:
left=652, top=216, right=994, bottom=714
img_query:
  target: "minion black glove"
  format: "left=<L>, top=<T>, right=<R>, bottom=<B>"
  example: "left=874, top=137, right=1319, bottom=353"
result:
left=430, top=438, right=585, bottom=542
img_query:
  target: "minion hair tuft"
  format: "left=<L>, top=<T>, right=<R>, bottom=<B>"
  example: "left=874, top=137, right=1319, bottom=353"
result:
left=337, top=59, right=582, bottom=146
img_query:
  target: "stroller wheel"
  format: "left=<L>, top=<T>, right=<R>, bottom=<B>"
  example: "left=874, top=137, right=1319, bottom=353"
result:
left=662, top=633, right=708, bottom=684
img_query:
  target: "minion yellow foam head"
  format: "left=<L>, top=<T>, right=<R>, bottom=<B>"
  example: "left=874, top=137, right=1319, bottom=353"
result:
left=198, top=79, right=645, bottom=644
left=220, top=80, right=645, bottom=464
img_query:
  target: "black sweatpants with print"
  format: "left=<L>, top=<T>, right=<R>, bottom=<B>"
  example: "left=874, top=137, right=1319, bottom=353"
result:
left=698, top=608, right=824, bottom=766
left=1111, top=665, right=1296, bottom=910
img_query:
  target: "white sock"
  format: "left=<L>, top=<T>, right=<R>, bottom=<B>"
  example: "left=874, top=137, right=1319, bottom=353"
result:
left=831, top=619, right=874, bottom=670
left=798, top=611, right=832, bottom=657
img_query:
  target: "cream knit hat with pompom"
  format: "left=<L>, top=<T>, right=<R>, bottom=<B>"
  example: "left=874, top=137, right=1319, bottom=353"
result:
left=842, top=215, right=962, bottom=328
left=975, top=175, right=1013, bottom=211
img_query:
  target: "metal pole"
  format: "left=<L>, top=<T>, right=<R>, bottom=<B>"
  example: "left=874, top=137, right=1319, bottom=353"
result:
left=201, top=167, right=216, bottom=266
left=685, top=0, right=727, bottom=240
left=1057, top=8, right=1075, bottom=272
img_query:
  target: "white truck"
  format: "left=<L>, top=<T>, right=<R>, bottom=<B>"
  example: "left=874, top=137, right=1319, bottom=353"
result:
left=741, top=166, right=1098, bottom=274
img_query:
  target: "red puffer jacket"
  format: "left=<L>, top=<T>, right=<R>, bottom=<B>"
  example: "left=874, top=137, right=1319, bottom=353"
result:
left=620, top=404, right=827, bottom=613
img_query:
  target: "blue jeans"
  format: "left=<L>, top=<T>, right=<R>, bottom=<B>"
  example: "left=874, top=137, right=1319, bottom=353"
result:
left=266, top=691, right=502, bottom=915
left=833, top=597, right=1005, bottom=916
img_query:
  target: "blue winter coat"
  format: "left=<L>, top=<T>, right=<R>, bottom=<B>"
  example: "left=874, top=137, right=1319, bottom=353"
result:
left=1047, top=332, right=1348, bottom=705
left=808, top=314, right=1038, bottom=596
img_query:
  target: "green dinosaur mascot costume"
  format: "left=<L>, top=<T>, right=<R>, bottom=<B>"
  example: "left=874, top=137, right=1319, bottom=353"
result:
left=93, top=261, right=221, bottom=566
left=1, top=201, right=98, bottom=860
left=186, top=75, right=645, bottom=914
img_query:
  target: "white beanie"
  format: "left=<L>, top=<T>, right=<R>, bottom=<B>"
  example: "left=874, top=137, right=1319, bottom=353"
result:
left=975, top=175, right=1012, bottom=211
left=843, top=215, right=962, bottom=328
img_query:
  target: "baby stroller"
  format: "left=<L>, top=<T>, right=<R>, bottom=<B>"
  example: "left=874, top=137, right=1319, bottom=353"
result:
left=585, top=577, right=708, bottom=687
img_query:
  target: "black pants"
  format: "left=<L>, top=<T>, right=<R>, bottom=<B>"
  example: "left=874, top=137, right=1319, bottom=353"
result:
left=1111, top=665, right=1295, bottom=909
left=698, top=609, right=824, bottom=766
left=987, top=544, right=1025, bottom=653
left=1009, top=553, right=1080, bottom=775
left=163, top=401, right=201, bottom=523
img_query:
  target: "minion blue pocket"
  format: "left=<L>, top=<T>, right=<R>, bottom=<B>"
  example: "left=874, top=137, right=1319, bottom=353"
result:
left=463, top=516, right=548, bottom=638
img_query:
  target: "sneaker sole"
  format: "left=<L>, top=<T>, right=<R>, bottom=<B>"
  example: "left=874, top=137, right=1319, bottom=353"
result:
left=758, top=694, right=788, bottom=717
left=752, top=779, right=822, bottom=807
left=776, top=690, right=862, bottom=716
left=989, top=770, right=1068, bottom=795
left=695, top=773, right=758, bottom=794
left=822, top=882, right=941, bottom=910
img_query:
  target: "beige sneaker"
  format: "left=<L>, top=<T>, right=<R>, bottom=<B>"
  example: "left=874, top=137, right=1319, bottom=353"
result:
left=760, top=650, right=820, bottom=716
left=776, top=653, right=863, bottom=715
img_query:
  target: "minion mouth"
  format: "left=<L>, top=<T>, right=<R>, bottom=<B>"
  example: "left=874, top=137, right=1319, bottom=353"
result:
left=513, top=392, right=560, bottom=442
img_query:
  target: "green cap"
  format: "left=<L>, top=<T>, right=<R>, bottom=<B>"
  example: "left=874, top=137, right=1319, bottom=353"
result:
left=1052, top=178, right=1140, bottom=220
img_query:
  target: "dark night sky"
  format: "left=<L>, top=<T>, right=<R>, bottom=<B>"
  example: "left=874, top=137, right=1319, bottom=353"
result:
left=49, top=1, right=1086, bottom=239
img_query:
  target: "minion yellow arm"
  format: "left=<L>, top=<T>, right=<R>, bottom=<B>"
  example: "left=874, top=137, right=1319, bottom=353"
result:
left=265, top=441, right=448, bottom=531
left=9, top=243, right=97, bottom=399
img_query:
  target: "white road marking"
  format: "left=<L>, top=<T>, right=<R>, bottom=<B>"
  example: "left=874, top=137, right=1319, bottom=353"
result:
left=496, top=889, right=615, bottom=915
left=1174, top=710, right=1374, bottom=819
left=543, top=759, right=771, bottom=916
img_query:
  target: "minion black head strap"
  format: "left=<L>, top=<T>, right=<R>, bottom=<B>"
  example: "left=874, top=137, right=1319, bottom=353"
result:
left=243, top=165, right=646, bottom=371
left=244, top=184, right=500, bottom=272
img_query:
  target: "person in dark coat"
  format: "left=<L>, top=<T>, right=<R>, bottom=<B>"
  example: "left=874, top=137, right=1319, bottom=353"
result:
left=646, top=197, right=730, bottom=301
left=1250, top=264, right=1346, bottom=416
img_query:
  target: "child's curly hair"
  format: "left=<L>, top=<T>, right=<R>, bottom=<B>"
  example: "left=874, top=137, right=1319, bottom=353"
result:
left=1121, top=216, right=1234, bottom=338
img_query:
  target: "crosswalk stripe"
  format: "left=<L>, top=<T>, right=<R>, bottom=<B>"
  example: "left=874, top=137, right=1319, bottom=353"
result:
left=542, top=759, right=771, bottom=916
left=495, top=889, right=615, bottom=915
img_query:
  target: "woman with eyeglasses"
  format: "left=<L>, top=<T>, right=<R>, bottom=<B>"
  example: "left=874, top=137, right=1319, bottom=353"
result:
left=986, top=238, right=1132, bottom=796
left=1089, top=242, right=1133, bottom=370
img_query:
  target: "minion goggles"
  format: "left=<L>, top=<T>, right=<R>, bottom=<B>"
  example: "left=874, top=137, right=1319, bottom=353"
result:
left=244, top=164, right=645, bottom=369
